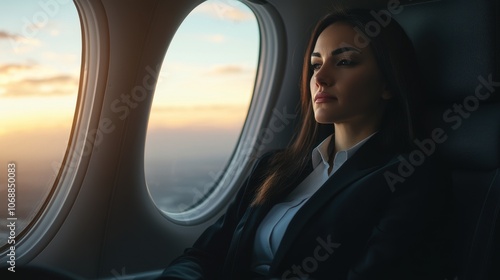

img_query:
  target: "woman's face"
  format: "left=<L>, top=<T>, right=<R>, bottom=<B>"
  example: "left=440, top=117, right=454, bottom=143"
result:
left=310, top=22, right=391, bottom=126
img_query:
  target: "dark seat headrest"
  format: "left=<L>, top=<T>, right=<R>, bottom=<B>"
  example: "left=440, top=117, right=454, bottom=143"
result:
left=394, top=0, right=499, bottom=102
left=394, top=0, right=499, bottom=170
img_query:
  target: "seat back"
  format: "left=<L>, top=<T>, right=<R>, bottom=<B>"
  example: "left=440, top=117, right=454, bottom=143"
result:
left=394, top=0, right=500, bottom=279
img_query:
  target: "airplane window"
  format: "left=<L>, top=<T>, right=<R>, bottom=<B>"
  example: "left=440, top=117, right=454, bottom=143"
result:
left=0, top=1, right=81, bottom=248
left=145, top=0, right=259, bottom=216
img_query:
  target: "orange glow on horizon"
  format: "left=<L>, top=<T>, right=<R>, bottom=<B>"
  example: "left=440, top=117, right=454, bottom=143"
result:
left=147, top=104, right=249, bottom=129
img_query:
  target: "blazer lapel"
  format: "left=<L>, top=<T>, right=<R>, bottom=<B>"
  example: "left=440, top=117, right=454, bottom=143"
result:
left=270, top=134, right=397, bottom=272
left=228, top=163, right=314, bottom=276
left=224, top=204, right=270, bottom=277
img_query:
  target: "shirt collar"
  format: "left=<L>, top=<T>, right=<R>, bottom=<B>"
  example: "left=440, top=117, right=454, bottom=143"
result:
left=311, top=132, right=377, bottom=169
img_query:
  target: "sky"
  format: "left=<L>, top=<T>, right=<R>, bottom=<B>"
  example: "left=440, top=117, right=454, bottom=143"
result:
left=0, top=0, right=81, bottom=134
left=0, top=0, right=260, bottom=243
left=145, top=1, right=259, bottom=212
left=0, top=0, right=259, bottom=133
left=150, top=1, right=259, bottom=129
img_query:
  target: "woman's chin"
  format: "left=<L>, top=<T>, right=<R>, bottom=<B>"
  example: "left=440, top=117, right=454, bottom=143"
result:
left=314, top=117, right=335, bottom=125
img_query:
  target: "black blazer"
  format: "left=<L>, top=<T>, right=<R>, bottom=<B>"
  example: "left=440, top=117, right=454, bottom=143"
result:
left=159, top=134, right=452, bottom=280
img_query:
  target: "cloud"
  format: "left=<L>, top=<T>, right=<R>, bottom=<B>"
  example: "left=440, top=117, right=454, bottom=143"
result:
left=49, top=29, right=61, bottom=36
left=1, top=75, right=79, bottom=97
left=218, top=7, right=254, bottom=22
left=206, top=64, right=247, bottom=75
left=23, top=75, right=76, bottom=85
left=147, top=104, right=249, bottom=129
left=0, top=30, right=42, bottom=53
left=0, top=30, right=40, bottom=45
left=0, top=30, right=19, bottom=40
left=0, top=64, right=35, bottom=74
left=203, top=34, right=226, bottom=43
left=195, top=2, right=254, bottom=22
left=151, top=104, right=247, bottom=113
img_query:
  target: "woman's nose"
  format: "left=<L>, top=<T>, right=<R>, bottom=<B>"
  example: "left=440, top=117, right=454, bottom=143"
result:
left=315, top=75, right=327, bottom=87
left=314, top=69, right=332, bottom=87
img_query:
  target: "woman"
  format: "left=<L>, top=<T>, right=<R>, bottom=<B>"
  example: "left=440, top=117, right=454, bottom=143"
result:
left=159, top=8, right=451, bottom=280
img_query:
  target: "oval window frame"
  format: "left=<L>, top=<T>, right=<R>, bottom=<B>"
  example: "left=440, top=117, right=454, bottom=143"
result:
left=0, top=0, right=110, bottom=263
left=150, top=0, right=286, bottom=225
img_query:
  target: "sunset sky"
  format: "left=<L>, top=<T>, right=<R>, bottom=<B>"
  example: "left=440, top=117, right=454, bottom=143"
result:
left=0, top=0, right=259, bottom=224
left=0, top=1, right=81, bottom=136
left=150, top=0, right=259, bottom=129
left=0, top=0, right=259, bottom=134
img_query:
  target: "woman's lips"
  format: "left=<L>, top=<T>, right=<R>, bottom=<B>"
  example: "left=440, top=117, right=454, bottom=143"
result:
left=314, top=92, right=337, bottom=103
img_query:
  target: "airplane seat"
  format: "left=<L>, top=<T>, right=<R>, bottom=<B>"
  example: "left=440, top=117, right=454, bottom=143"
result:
left=394, top=0, right=499, bottom=279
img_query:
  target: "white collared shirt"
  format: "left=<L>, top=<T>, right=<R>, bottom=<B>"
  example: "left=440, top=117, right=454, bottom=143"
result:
left=251, top=133, right=376, bottom=274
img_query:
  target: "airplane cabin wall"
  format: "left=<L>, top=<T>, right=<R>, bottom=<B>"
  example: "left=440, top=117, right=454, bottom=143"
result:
left=19, top=0, right=396, bottom=278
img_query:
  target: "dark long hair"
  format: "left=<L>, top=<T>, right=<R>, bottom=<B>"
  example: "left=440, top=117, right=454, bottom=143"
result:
left=252, top=8, right=423, bottom=206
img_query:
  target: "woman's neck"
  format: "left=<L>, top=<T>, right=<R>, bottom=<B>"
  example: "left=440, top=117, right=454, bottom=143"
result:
left=332, top=122, right=379, bottom=153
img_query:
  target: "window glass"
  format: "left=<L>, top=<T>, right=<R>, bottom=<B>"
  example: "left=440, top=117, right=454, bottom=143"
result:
left=145, top=0, right=259, bottom=214
left=0, top=1, right=81, bottom=247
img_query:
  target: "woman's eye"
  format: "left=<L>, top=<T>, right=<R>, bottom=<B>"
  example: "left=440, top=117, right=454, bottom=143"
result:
left=337, top=59, right=356, bottom=66
left=311, top=63, right=321, bottom=71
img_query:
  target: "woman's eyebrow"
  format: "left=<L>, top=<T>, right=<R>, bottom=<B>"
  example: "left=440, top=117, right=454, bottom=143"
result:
left=332, top=47, right=362, bottom=55
left=311, top=52, right=321, bottom=58
left=311, top=47, right=362, bottom=58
